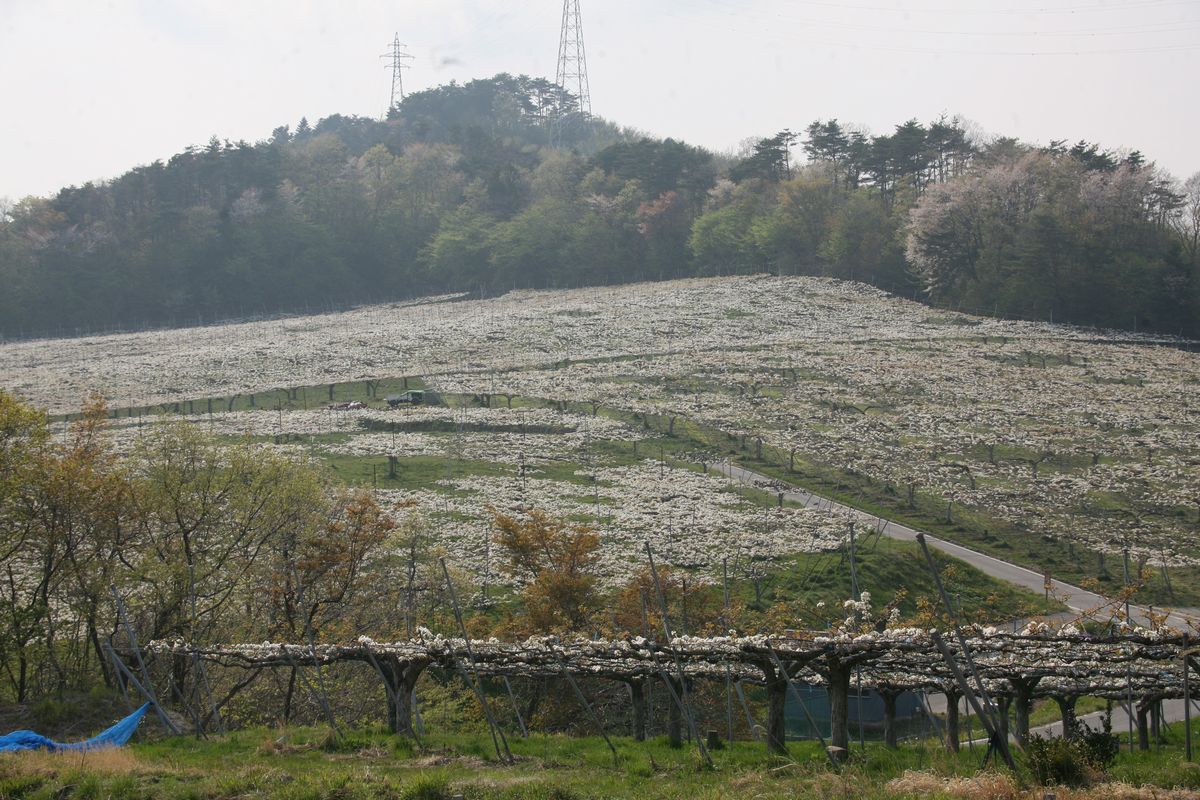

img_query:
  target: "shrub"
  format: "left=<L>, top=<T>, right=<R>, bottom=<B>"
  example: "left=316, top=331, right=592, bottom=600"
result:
left=1074, top=711, right=1120, bottom=768
left=1025, top=712, right=1119, bottom=787
left=402, top=773, right=451, bottom=800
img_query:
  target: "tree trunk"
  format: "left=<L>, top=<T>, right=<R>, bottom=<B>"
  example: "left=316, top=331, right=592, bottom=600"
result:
left=525, top=680, right=543, bottom=729
left=283, top=666, right=297, bottom=723
left=666, top=677, right=683, bottom=747
left=630, top=679, right=647, bottom=742
left=945, top=691, right=961, bottom=753
left=1056, top=696, right=1077, bottom=739
left=380, top=658, right=428, bottom=736
left=882, top=690, right=899, bottom=749
left=828, top=658, right=851, bottom=762
left=765, top=675, right=787, bottom=755
left=1012, top=678, right=1039, bottom=746
left=1136, top=698, right=1152, bottom=751
left=996, top=695, right=1011, bottom=744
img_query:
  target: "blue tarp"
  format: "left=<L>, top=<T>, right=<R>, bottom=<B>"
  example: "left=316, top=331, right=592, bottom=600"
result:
left=0, top=703, right=150, bottom=753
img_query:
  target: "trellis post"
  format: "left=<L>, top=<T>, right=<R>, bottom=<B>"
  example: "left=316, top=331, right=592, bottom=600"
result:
left=555, top=657, right=619, bottom=767
left=288, top=564, right=341, bottom=738
left=1183, top=636, right=1192, bottom=762
left=665, top=676, right=683, bottom=746
left=103, top=641, right=180, bottom=735
left=917, top=535, right=1017, bottom=773
left=502, top=676, right=528, bottom=737
left=848, top=521, right=864, bottom=753
left=110, top=586, right=181, bottom=735
left=723, top=556, right=734, bottom=744
left=440, top=558, right=513, bottom=764
left=643, top=542, right=712, bottom=767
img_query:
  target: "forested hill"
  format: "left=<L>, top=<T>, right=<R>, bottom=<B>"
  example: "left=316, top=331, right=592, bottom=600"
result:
left=1, top=73, right=1197, bottom=339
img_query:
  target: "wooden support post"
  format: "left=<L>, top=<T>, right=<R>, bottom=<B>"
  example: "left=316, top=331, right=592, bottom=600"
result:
left=287, top=565, right=340, bottom=738
left=1151, top=699, right=1161, bottom=747
left=917, top=535, right=1018, bottom=775
left=502, top=677, right=528, bottom=738
left=104, top=642, right=180, bottom=735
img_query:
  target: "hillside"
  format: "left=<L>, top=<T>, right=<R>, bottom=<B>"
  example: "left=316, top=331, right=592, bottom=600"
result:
left=3, top=274, right=1197, bottom=605
left=1, top=75, right=1197, bottom=339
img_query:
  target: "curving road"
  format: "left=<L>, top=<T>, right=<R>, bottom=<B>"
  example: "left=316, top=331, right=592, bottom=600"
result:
left=713, top=460, right=1200, bottom=633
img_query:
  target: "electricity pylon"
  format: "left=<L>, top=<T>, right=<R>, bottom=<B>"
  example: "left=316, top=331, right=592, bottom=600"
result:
left=555, top=0, right=591, bottom=116
left=381, top=33, right=414, bottom=117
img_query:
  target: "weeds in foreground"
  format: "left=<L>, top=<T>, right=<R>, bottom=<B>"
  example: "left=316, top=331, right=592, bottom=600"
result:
left=0, top=725, right=1198, bottom=800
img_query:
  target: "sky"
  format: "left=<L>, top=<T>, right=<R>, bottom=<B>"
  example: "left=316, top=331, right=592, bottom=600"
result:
left=2, top=0, right=1199, bottom=201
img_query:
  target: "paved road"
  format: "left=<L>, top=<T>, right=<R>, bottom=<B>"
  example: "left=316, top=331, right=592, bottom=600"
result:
left=712, top=460, right=1200, bottom=732
left=955, top=697, right=1200, bottom=747
left=713, top=461, right=1200, bottom=633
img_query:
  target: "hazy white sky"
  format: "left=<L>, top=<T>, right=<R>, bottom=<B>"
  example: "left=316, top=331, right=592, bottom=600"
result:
left=2, top=0, right=1198, bottom=200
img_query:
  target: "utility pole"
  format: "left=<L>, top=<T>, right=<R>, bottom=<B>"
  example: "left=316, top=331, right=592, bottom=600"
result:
left=381, top=33, right=414, bottom=117
left=555, top=0, right=592, bottom=117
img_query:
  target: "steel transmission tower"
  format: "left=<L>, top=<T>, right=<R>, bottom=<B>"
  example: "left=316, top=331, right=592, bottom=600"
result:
left=555, top=0, right=591, bottom=116
left=381, top=34, right=414, bottom=116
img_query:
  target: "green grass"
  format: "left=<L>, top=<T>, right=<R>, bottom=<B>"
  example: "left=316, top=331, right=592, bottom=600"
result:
left=2, top=720, right=1197, bottom=799
left=760, top=538, right=1063, bottom=622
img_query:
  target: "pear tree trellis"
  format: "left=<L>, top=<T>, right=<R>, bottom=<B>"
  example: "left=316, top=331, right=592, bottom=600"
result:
left=144, top=623, right=1197, bottom=761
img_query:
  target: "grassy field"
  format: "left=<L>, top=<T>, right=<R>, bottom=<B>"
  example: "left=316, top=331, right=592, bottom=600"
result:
left=2, top=722, right=1198, bottom=800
